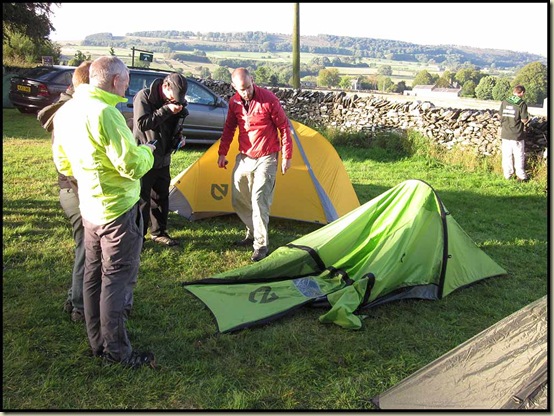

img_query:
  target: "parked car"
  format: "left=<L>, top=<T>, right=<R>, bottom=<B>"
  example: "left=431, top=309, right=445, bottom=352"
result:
left=9, top=65, right=228, bottom=144
left=9, top=65, right=76, bottom=113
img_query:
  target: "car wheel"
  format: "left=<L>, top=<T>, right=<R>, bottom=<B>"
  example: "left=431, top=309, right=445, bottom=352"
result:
left=16, top=106, right=37, bottom=114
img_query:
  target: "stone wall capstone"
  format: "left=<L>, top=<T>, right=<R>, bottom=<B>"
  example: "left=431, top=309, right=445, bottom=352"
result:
left=199, top=79, right=548, bottom=157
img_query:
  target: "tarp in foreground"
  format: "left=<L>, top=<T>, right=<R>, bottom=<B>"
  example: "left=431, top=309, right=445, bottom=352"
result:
left=183, top=179, right=507, bottom=333
left=371, top=295, right=547, bottom=410
left=168, top=119, right=360, bottom=224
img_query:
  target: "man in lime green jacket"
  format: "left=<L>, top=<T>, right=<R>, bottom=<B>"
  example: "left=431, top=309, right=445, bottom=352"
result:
left=53, top=56, right=157, bottom=369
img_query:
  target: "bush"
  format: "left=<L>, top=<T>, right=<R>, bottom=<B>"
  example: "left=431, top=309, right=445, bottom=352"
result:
left=3, top=31, right=61, bottom=66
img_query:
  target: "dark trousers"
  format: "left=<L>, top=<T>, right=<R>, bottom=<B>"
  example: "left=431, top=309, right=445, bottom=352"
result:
left=59, top=188, right=85, bottom=312
left=140, top=165, right=171, bottom=238
left=82, top=203, right=143, bottom=361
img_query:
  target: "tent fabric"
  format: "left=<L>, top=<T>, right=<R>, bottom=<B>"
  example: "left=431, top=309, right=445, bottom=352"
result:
left=183, top=179, right=507, bottom=333
left=168, top=119, right=360, bottom=224
left=371, top=295, right=548, bottom=410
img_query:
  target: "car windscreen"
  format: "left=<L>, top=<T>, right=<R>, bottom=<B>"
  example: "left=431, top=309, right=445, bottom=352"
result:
left=51, top=71, right=74, bottom=86
left=187, top=81, right=217, bottom=105
left=18, top=67, right=73, bottom=81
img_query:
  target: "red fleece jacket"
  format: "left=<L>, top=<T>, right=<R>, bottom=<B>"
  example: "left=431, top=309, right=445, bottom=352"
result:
left=218, top=85, right=293, bottom=160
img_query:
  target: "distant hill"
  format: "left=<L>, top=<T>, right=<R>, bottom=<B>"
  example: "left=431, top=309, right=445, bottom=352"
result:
left=81, top=31, right=546, bottom=70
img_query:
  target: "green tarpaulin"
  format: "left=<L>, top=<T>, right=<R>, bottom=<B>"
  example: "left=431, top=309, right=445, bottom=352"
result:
left=183, top=179, right=507, bottom=333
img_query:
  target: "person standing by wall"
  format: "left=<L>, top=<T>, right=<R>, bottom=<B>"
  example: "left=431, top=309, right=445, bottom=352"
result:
left=217, top=67, right=293, bottom=262
left=37, top=60, right=92, bottom=323
left=132, top=73, right=188, bottom=247
left=53, top=56, right=157, bottom=368
left=499, top=85, right=529, bottom=181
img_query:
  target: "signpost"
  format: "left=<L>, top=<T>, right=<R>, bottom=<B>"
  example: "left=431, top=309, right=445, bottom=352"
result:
left=139, top=52, right=153, bottom=62
left=131, top=47, right=154, bottom=67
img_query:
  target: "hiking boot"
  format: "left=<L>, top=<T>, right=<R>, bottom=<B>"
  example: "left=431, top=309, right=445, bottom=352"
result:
left=87, top=347, right=104, bottom=358
left=251, top=246, right=268, bottom=262
left=63, top=299, right=73, bottom=314
left=234, top=237, right=254, bottom=247
left=102, top=351, right=156, bottom=369
left=71, top=308, right=85, bottom=323
left=516, top=177, right=529, bottom=182
left=151, top=233, right=179, bottom=247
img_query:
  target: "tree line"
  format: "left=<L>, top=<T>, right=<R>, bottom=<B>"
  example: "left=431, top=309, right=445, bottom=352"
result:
left=407, top=63, right=547, bottom=106
left=80, top=30, right=544, bottom=71
left=183, top=58, right=547, bottom=107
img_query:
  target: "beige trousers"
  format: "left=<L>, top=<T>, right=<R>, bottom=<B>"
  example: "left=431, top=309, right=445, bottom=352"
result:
left=232, top=152, right=278, bottom=250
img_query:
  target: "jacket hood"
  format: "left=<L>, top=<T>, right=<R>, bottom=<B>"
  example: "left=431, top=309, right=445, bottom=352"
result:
left=147, top=78, right=165, bottom=105
left=507, top=94, right=523, bottom=105
left=74, top=83, right=128, bottom=106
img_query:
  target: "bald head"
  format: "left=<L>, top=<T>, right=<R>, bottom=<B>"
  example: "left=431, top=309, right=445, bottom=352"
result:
left=231, top=67, right=254, bottom=101
left=232, top=67, right=250, bottom=83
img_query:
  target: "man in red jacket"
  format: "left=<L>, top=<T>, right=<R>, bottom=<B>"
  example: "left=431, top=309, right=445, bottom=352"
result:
left=217, top=68, right=293, bottom=261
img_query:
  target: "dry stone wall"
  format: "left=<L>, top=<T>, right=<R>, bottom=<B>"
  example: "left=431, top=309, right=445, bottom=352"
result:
left=200, top=79, right=548, bottom=157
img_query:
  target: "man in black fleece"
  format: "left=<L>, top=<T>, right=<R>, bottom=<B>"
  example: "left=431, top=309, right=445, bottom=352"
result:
left=132, top=73, right=188, bottom=246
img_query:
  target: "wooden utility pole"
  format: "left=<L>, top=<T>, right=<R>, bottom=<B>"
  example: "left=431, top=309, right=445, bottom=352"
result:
left=292, top=3, right=300, bottom=89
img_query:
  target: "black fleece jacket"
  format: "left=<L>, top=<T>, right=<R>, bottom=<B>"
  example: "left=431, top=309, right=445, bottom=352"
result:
left=132, top=78, right=188, bottom=169
left=37, top=87, right=78, bottom=191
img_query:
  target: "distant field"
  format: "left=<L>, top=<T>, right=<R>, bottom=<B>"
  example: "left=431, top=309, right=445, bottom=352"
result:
left=58, top=41, right=520, bottom=92
left=59, top=44, right=216, bottom=73
left=58, top=43, right=437, bottom=83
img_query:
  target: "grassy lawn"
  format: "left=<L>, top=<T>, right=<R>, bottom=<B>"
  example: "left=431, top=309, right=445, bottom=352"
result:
left=2, top=108, right=547, bottom=410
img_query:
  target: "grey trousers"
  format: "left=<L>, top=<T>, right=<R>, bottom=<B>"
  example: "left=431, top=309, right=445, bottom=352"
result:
left=59, top=188, right=84, bottom=312
left=82, top=203, right=143, bottom=361
left=232, top=152, right=277, bottom=250
left=501, top=138, right=527, bottom=180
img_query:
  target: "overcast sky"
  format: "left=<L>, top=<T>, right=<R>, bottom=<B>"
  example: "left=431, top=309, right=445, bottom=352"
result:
left=49, top=2, right=549, bottom=57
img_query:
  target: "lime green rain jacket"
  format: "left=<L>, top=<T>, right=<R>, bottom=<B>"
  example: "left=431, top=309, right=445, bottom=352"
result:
left=52, top=83, right=154, bottom=225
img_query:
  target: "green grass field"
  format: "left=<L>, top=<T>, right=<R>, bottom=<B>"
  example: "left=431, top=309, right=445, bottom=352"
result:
left=2, top=108, right=547, bottom=410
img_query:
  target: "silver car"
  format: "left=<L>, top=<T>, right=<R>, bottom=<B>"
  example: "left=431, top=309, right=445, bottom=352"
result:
left=119, top=68, right=228, bottom=144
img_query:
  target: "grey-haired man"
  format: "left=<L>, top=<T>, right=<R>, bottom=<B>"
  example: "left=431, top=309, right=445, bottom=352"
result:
left=53, top=56, right=156, bottom=368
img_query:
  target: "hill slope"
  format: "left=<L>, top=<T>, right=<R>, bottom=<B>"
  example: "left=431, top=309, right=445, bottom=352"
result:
left=80, top=30, right=545, bottom=69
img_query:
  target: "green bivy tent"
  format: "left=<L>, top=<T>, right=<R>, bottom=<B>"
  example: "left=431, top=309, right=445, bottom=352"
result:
left=183, top=179, right=508, bottom=333
left=371, top=295, right=547, bottom=410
